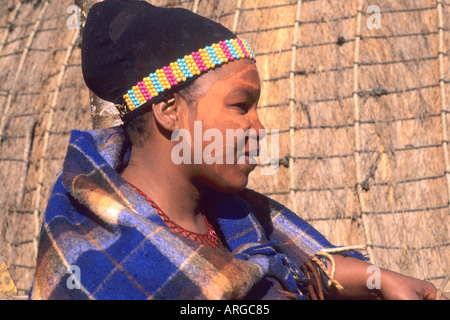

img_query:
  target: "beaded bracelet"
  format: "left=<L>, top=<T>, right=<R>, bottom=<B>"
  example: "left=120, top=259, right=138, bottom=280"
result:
left=121, top=38, right=255, bottom=113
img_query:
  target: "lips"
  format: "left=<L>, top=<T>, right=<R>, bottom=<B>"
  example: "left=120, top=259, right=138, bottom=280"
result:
left=238, top=152, right=258, bottom=166
left=246, top=147, right=260, bottom=157
left=238, top=142, right=259, bottom=165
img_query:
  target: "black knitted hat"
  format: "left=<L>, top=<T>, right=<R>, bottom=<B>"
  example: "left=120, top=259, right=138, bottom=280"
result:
left=81, top=0, right=254, bottom=122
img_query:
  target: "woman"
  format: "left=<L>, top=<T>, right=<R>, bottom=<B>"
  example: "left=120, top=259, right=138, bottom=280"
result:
left=30, top=0, right=443, bottom=300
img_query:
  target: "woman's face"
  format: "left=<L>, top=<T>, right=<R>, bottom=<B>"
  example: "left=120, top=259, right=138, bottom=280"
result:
left=176, top=59, right=265, bottom=192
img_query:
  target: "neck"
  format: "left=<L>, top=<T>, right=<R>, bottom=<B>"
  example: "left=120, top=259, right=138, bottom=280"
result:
left=121, top=144, right=207, bottom=233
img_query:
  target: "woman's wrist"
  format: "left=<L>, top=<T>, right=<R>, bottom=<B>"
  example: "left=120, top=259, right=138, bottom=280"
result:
left=327, top=254, right=444, bottom=300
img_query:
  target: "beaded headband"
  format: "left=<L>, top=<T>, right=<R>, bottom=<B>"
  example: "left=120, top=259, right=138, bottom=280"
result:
left=118, top=37, right=255, bottom=117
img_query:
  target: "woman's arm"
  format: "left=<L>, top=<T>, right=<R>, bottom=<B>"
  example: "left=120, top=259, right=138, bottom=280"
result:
left=326, top=254, right=446, bottom=300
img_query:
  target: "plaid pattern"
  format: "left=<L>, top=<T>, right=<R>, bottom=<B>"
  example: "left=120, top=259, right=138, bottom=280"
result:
left=29, top=126, right=366, bottom=300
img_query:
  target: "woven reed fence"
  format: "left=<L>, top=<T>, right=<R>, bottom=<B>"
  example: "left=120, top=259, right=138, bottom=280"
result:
left=0, top=0, right=448, bottom=297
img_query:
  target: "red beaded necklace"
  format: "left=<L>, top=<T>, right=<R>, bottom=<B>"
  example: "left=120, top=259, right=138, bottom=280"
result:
left=129, top=182, right=223, bottom=249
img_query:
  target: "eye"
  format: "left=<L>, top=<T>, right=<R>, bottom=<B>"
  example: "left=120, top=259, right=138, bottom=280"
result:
left=230, top=102, right=249, bottom=114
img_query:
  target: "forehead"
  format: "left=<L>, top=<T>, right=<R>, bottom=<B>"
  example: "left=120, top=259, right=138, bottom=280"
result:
left=194, top=59, right=260, bottom=97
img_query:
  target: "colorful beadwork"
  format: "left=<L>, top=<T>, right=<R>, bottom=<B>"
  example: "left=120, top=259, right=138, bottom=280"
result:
left=122, top=38, right=255, bottom=112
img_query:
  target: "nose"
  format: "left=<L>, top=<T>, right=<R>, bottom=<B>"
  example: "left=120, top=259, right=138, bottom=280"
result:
left=251, top=109, right=266, bottom=139
left=245, top=110, right=265, bottom=158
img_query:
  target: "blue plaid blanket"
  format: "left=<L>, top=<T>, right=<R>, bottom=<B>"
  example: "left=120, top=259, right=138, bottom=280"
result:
left=29, top=126, right=366, bottom=300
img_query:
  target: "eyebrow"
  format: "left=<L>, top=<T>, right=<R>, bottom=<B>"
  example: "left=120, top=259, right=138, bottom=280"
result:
left=227, top=85, right=261, bottom=101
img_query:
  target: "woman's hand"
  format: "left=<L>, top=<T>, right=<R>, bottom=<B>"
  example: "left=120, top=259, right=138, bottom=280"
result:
left=327, top=254, right=448, bottom=300
left=377, top=268, right=447, bottom=300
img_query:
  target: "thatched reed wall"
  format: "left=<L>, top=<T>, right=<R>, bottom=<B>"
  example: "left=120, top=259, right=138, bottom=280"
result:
left=0, top=0, right=448, bottom=297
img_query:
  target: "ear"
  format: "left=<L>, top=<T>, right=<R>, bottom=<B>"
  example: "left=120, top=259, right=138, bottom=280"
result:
left=152, top=97, right=179, bottom=132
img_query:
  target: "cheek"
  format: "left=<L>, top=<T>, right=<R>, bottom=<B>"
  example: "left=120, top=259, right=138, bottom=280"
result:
left=195, top=94, right=244, bottom=130
left=196, top=105, right=243, bottom=153
left=188, top=112, right=254, bottom=191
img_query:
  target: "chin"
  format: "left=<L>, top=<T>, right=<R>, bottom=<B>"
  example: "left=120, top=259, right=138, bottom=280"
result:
left=204, top=174, right=250, bottom=194
left=194, top=164, right=255, bottom=193
left=210, top=180, right=248, bottom=193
